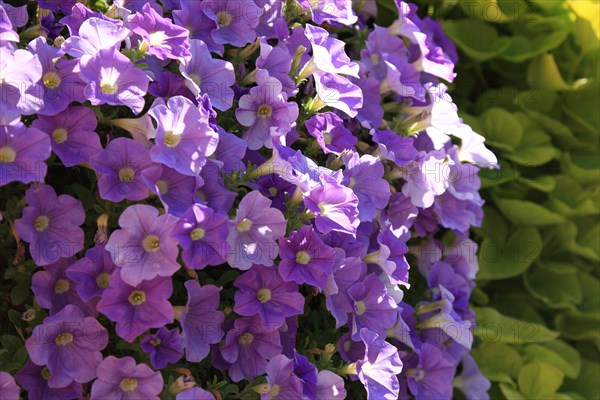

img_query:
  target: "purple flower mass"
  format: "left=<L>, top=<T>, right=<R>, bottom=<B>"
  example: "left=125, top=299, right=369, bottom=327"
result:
left=4, top=3, right=496, bottom=400
left=25, top=305, right=108, bottom=388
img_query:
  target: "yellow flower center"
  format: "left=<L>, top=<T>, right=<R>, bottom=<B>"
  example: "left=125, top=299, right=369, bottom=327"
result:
left=96, top=273, right=111, bottom=289
left=119, top=378, right=138, bottom=392
left=55, top=332, right=74, bottom=346
left=128, top=290, right=146, bottom=306
left=163, top=130, right=181, bottom=147
left=257, top=288, right=272, bottom=303
left=238, top=332, right=254, bottom=345
left=34, top=216, right=50, bottom=232
left=41, top=367, right=51, bottom=380
left=54, top=279, right=70, bottom=294
left=100, top=80, right=118, bottom=95
left=237, top=218, right=253, bottom=232
left=295, top=251, right=311, bottom=265
left=348, top=177, right=356, bottom=188
left=322, top=131, right=333, bottom=145
left=142, top=234, right=160, bottom=253
left=0, top=147, right=16, bottom=163
left=150, top=337, right=162, bottom=347
left=269, top=384, right=281, bottom=398
left=257, top=104, right=273, bottom=118
left=155, top=180, right=169, bottom=195
left=118, top=166, right=135, bottom=182
left=355, top=300, right=367, bottom=316
left=217, top=10, right=233, bottom=27
left=189, top=73, right=202, bottom=87
left=52, top=128, right=68, bottom=144
left=268, top=187, right=278, bottom=197
left=43, top=71, right=61, bottom=89
left=190, top=228, right=206, bottom=241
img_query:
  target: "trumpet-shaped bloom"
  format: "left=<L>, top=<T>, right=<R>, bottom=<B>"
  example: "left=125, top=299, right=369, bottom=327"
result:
left=0, top=122, right=51, bottom=186
left=90, top=356, right=163, bottom=400
left=140, top=327, right=184, bottom=369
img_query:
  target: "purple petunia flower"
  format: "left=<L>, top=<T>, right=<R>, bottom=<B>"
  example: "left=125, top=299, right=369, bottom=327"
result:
left=261, top=354, right=303, bottom=400
left=60, top=3, right=121, bottom=36
left=172, top=1, right=223, bottom=55
left=348, top=274, right=397, bottom=340
left=236, top=74, right=299, bottom=150
left=90, top=356, right=163, bottom=400
left=196, top=162, right=237, bottom=214
left=90, top=137, right=154, bottom=202
left=15, top=184, right=84, bottom=266
left=15, top=360, right=83, bottom=400
left=292, top=351, right=318, bottom=400
left=27, top=38, right=86, bottom=116
left=305, top=112, right=357, bottom=155
left=179, top=280, right=225, bottom=362
left=325, top=254, right=366, bottom=328
left=221, top=315, right=282, bottom=382
left=66, top=245, right=116, bottom=302
left=176, top=387, right=216, bottom=400
left=63, top=17, right=130, bottom=60
left=0, top=6, right=19, bottom=45
left=32, top=257, right=97, bottom=316
left=213, top=129, right=247, bottom=173
left=142, top=164, right=200, bottom=218
left=406, top=343, right=455, bottom=400
left=303, top=173, right=359, bottom=235
left=106, top=204, right=179, bottom=286
left=234, top=264, right=305, bottom=328
left=401, top=150, right=449, bottom=208
left=31, top=106, right=101, bottom=167
left=454, top=353, right=491, bottom=400
left=0, top=40, right=42, bottom=125
left=0, top=122, right=51, bottom=186
left=0, top=372, right=19, bottom=400
left=96, top=273, right=174, bottom=342
left=79, top=46, right=149, bottom=114
left=278, top=225, right=336, bottom=289
left=128, top=3, right=191, bottom=61
left=356, top=328, right=403, bottom=400
left=365, top=225, right=411, bottom=287
left=179, top=39, right=235, bottom=111
left=141, top=327, right=184, bottom=369
left=342, top=152, right=391, bottom=221
left=148, top=95, right=219, bottom=176
left=227, top=191, right=287, bottom=270
left=298, top=0, right=357, bottom=26
left=317, top=370, right=347, bottom=400
left=25, top=305, right=108, bottom=388
left=0, top=1, right=28, bottom=29
left=255, top=39, right=296, bottom=96
left=201, top=0, right=262, bottom=47
left=172, top=203, right=231, bottom=270
left=313, top=71, right=363, bottom=118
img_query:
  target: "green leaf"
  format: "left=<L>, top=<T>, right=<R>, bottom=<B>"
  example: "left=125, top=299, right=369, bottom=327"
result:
left=523, top=345, right=580, bottom=379
left=472, top=342, right=523, bottom=379
left=519, top=176, right=556, bottom=192
left=518, top=362, right=564, bottom=398
left=555, top=309, right=600, bottom=343
left=495, top=198, right=565, bottom=226
left=442, top=20, right=511, bottom=61
left=10, top=284, right=30, bottom=306
left=561, top=360, right=600, bottom=399
left=527, top=53, right=589, bottom=91
left=563, top=82, right=600, bottom=138
left=479, top=108, right=523, bottom=150
left=0, top=335, right=23, bottom=353
left=500, top=383, right=526, bottom=400
left=524, top=264, right=582, bottom=309
left=505, top=145, right=555, bottom=166
left=541, top=340, right=582, bottom=378
left=474, top=206, right=508, bottom=244
left=474, top=307, right=559, bottom=344
left=478, top=227, right=542, bottom=280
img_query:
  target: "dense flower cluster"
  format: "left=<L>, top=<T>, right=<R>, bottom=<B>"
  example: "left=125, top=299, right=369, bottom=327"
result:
left=0, top=0, right=497, bottom=399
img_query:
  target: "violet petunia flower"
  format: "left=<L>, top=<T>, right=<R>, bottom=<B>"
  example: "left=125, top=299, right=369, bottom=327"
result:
left=179, top=39, right=235, bottom=111
left=37, top=0, right=77, bottom=14
left=172, top=203, right=230, bottom=270
left=221, top=316, right=282, bottom=382
left=406, top=342, right=455, bottom=400
left=32, top=257, right=97, bottom=316
left=62, top=17, right=130, bottom=60
left=278, top=225, right=336, bottom=289
left=148, top=95, right=219, bottom=176
left=31, top=106, right=101, bottom=167
left=298, top=0, right=357, bottom=26
left=90, top=137, right=154, bottom=202
left=60, top=3, right=122, bottom=36
left=261, top=354, right=304, bottom=400
left=177, top=387, right=217, bottom=400
left=303, top=172, right=359, bottom=235
left=0, top=1, right=28, bottom=29
left=106, top=204, right=179, bottom=286
left=233, top=264, right=305, bottom=328
left=90, top=356, right=163, bottom=400
left=316, top=371, right=347, bottom=400
left=201, top=0, right=262, bottom=47
left=172, top=1, right=223, bottom=55
left=227, top=191, right=287, bottom=270
left=0, top=6, right=19, bottom=45
left=313, top=71, right=363, bottom=118
left=348, top=274, right=397, bottom=340
left=454, top=353, right=491, bottom=400
left=66, top=245, right=116, bottom=302
left=15, top=360, right=83, bottom=400
left=401, top=150, right=449, bottom=209
left=0, top=122, right=51, bottom=186
left=27, top=37, right=86, bottom=116
left=0, top=372, right=19, bottom=400
left=342, top=152, right=390, bottom=221
left=15, top=184, right=84, bottom=266
left=325, top=255, right=366, bottom=328
left=255, top=39, right=296, bottom=96
left=96, top=273, right=174, bottom=342
left=128, top=3, right=191, bottom=62
left=142, top=164, right=200, bottom=217
left=302, top=25, right=360, bottom=78
left=179, top=280, right=225, bottom=362
left=195, top=162, right=237, bottom=214
left=141, top=327, right=184, bottom=369
left=25, top=305, right=108, bottom=388
left=356, top=328, right=403, bottom=400
left=305, top=112, right=357, bottom=155
left=292, top=351, right=318, bottom=400
left=79, top=46, right=149, bottom=114
left=236, top=74, right=299, bottom=150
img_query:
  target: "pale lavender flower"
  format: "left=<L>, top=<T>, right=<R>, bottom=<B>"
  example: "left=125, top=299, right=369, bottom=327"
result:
left=90, top=356, right=163, bottom=400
